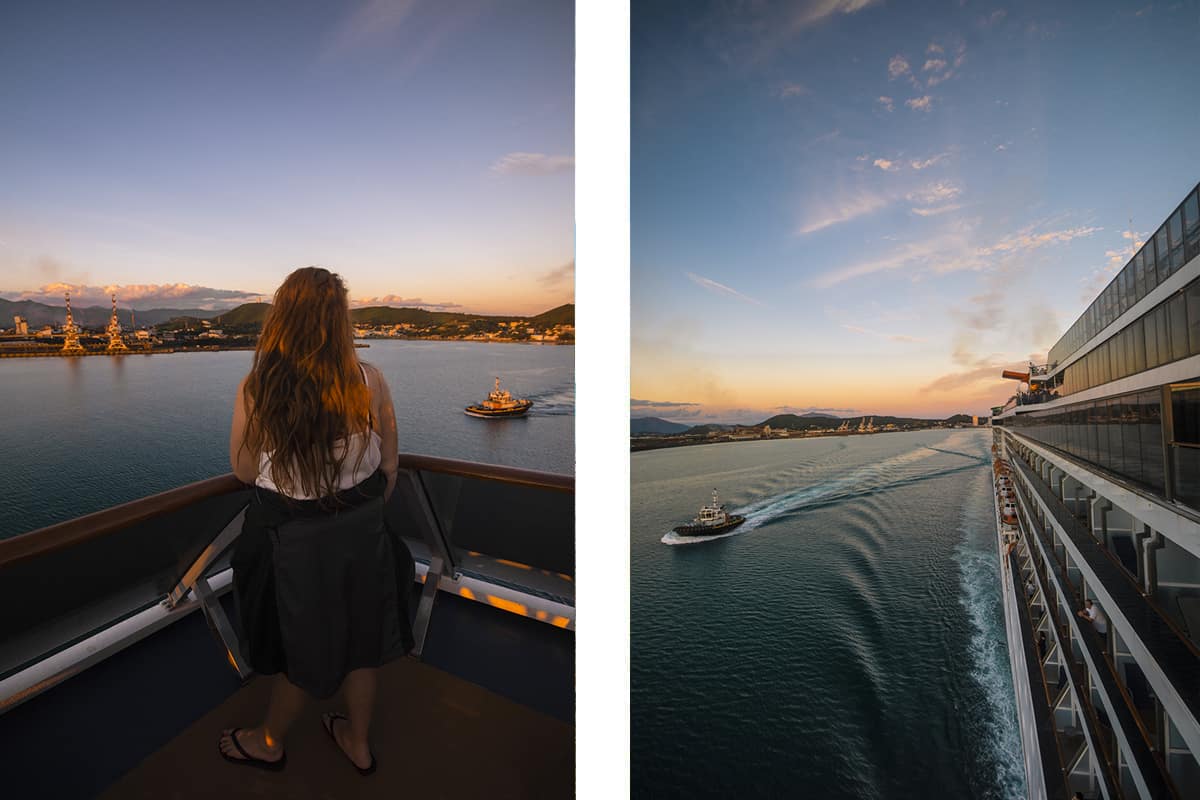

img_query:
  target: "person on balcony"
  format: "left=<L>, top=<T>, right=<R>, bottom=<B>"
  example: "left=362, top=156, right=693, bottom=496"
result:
left=1076, top=599, right=1108, bottom=636
left=217, top=266, right=412, bottom=775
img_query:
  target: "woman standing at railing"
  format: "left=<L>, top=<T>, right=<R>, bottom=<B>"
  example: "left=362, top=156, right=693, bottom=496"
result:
left=217, top=266, right=413, bottom=776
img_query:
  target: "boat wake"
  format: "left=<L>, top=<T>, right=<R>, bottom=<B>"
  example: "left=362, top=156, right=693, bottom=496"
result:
left=527, top=385, right=575, bottom=416
left=661, top=442, right=988, bottom=545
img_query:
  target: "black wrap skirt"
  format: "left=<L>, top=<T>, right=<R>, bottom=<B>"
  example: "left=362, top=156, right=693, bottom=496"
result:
left=231, top=469, right=415, bottom=698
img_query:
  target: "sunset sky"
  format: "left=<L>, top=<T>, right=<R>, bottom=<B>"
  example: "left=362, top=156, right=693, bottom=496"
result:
left=632, top=0, right=1200, bottom=421
left=0, top=0, right=573, bottom=316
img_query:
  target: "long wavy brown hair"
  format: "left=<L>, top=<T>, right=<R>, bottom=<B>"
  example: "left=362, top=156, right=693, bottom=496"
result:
left=241, top=267, right=371, bottom=502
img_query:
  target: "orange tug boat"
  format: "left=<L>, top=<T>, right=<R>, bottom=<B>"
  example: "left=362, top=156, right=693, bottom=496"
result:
left=464, top=377, right=534, bottom=418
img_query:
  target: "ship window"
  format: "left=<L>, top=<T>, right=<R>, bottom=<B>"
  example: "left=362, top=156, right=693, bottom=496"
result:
left=1143, top=240, right=1159, bottom=295
left=1187, top=279, right=1200, bottom=355
left=1131, top=319, right=1145, bottom=374
left=1140, top=392, right=1165, bottom=493
left=1117, top=267, right=1130, bottom=315
left=1168, top=209, right=1184, bottom=272
left=1133, top=251, right=1146, bottom=302
left=1110, top=335, right=1122, bottom=380
left=1144, top=314, right=1160, bottom=368
left=1104, top=398, right=1123, bottom=472
left=1156, top=226, right=1171, bottom=281
left=1122, top=398, right=1143, bottom=484
left=1168, top=293, right=1188, bottom=362
left=1155, top=304, right=1172, bottom=365
left=1185, top=190, right=1200, bottom=262
left=1171, top=387, right=1200, bottom=508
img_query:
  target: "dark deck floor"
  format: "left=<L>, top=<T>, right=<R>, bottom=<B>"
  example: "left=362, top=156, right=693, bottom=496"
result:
left=100, top=657, right=573, bottom=799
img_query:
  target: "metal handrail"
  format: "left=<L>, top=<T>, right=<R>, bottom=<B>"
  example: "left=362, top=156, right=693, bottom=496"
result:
left=0, top=453, right=574, bottom=570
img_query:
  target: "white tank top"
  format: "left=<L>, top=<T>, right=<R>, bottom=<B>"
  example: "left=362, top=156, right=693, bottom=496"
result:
left=255, top=363, right=383, bottom=499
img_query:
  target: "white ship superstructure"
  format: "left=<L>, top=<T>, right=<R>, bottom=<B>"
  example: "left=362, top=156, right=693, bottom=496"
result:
left=991, top=181, right=1200, bottom=800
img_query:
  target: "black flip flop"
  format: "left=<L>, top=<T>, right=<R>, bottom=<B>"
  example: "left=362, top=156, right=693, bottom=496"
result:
left=321, top=712, right=377, bottom=776
left=218, top=728, right=287, bottom=772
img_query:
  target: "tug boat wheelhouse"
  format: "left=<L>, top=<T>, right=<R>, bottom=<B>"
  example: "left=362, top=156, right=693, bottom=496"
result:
left=464, top=377, right=533, bottom=418
left=990, top=181, right=1200, bottom=800
left=672, top=489, right=746, bottom=537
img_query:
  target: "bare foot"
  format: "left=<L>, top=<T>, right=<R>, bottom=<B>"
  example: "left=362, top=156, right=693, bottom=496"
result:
left=322, top=712, right=373, bottom=770
left=218, top=726, right=284, bottom=764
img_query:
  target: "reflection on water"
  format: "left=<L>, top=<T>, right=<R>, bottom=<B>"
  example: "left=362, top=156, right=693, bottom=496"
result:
left=0, top=342, right=573, bottom=537
left=632, top=429, right=1023, bottom=800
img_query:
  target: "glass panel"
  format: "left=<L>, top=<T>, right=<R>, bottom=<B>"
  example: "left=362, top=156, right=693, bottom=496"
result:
left=1156, top=304, right=1172, bottom=365
left=1141, top=391, right=1164, bottom=493
left=1156, top=226, right=1170, bottom=281
left=1131, top=320, right=1146, bottom=374
left=1134, top=251, right=1146, bottom=302
left=1118, top=267, right=1130, bottom=315
left=1185, top=190, right=1200, bottom=262
left=1122, top=398, right=1143, bottom=484
left=1187, top=279, right=1200, bottom=356
left=1169, top=209, right=1184, bottom=271
left=1110, top=335, right=1122, bottom=380
left=1087, top=401, right=1100, bottom=464
left=1107, top=398, right=1124, bottom=474
left=1168, top=293, right=1189, bottom=362
left=1172, top=388, right=1200, bottom=509
left=1143, top=241, right=1159, bottom=294
left=1145, top=314, right=1160, bottom=368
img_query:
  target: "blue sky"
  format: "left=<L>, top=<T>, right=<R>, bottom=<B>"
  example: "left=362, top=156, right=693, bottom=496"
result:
left=0, top=0, right=573, bottom=315
left=632, top=0, right=1200, bottom=421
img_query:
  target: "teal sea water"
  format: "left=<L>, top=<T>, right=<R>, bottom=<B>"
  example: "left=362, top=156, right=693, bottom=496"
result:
left=0, top=340, right=573, bottom=539
left=631, top=428, right=1026, bottom=799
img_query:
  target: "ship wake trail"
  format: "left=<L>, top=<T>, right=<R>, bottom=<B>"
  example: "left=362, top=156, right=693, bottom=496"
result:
left=953, top=464, right=1026, bottom=799
left=526, top=384, right=575, bottom=416
left=661, top=443, right=987, bottom=545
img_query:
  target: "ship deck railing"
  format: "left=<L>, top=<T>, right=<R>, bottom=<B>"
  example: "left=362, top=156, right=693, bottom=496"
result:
left=0, top=452, right=574, bottom=798
left=1009, top=447, right=1200, bottom=790
left=1012, top=489, right=1174, bottom=800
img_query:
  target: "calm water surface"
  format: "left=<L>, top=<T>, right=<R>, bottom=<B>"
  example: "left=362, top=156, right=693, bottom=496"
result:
left=0, top=341, right=572, bottom=538
left=631, top=429, right=1025, bottom=799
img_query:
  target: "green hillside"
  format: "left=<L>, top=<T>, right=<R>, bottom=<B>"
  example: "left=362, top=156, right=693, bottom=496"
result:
left=527, top=303, right=574, bottom=327
left=212, top=302, right=272, bottom=326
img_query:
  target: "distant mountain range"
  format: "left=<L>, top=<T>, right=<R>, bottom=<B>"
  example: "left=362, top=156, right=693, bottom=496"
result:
left=630, top=417, right=691, bottom=435
left=2, top=297, right=574, bottom=331
left=0, top=297, right=226, bottom=328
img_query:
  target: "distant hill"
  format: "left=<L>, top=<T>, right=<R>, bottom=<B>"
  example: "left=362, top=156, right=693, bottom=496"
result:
left=631, top=417, right=691, bottom=435
left=212, top=302, right=272, bottom=326
left=0, top=297, right=231, bottom=329
left=686, top=423, right=735, bottom=436
left=757, top=413, right=841, bottom=430
left=527, top=303, right=574, bottom=327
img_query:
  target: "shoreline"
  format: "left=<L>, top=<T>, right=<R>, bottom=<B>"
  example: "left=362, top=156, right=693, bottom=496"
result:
left=0, top=338, right=574, bottom=360
left=631, top=425, right=986, bottom=453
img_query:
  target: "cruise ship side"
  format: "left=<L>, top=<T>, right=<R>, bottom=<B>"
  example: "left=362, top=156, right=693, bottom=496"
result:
left=991, top=182, right=1200, bottom=800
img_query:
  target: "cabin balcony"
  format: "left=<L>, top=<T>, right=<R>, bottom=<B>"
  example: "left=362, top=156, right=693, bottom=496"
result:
left=0, top=454, right=575, bottom=798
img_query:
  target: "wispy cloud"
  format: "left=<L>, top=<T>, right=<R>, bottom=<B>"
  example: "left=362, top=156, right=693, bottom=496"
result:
left=841, top=323, right=926, bottom=343
left=907, top=181, right=961, bottom=205
left=873, top=158, right=898, bottom=171
left=685, top=272, right=765, bottom=306
left=1080, top=229, right=1147, bottom=302
left=910, top=152, right=948, bottom=169
left=923, top=58, right=947, bottom=72
left=877, top=95, right=895, bottom=112
left=701, top=0, right=883, bottom=67
left=888, top=54, right=911, bottom=79
left=630, top=398, right=706, bottom=419
left=539, top=260, right=575, bottom=288
left=778, top=81, right=811, bottom=98
left=352, top=295, right=463, bottom=311
left=906, top=95, right=933, bottom=112
left=2, top=283, right=265, bottom=310
left=813, top=219, right=1103, bottom=288
left=797, top=190, right=892, bottom=235
left=323, top=0, right=421, bottom=60
left=912, top=204, right=962, bottom=217
left=490, top=152, right=574, bottom=175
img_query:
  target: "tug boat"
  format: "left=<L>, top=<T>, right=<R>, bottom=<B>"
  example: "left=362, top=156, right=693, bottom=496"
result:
left=672, top=489, right=746, bottom=536
left=465, top=377, right=534, bottom=418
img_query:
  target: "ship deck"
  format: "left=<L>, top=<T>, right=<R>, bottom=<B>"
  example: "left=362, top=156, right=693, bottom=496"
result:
left=0, top=453, right=575, bottom=798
